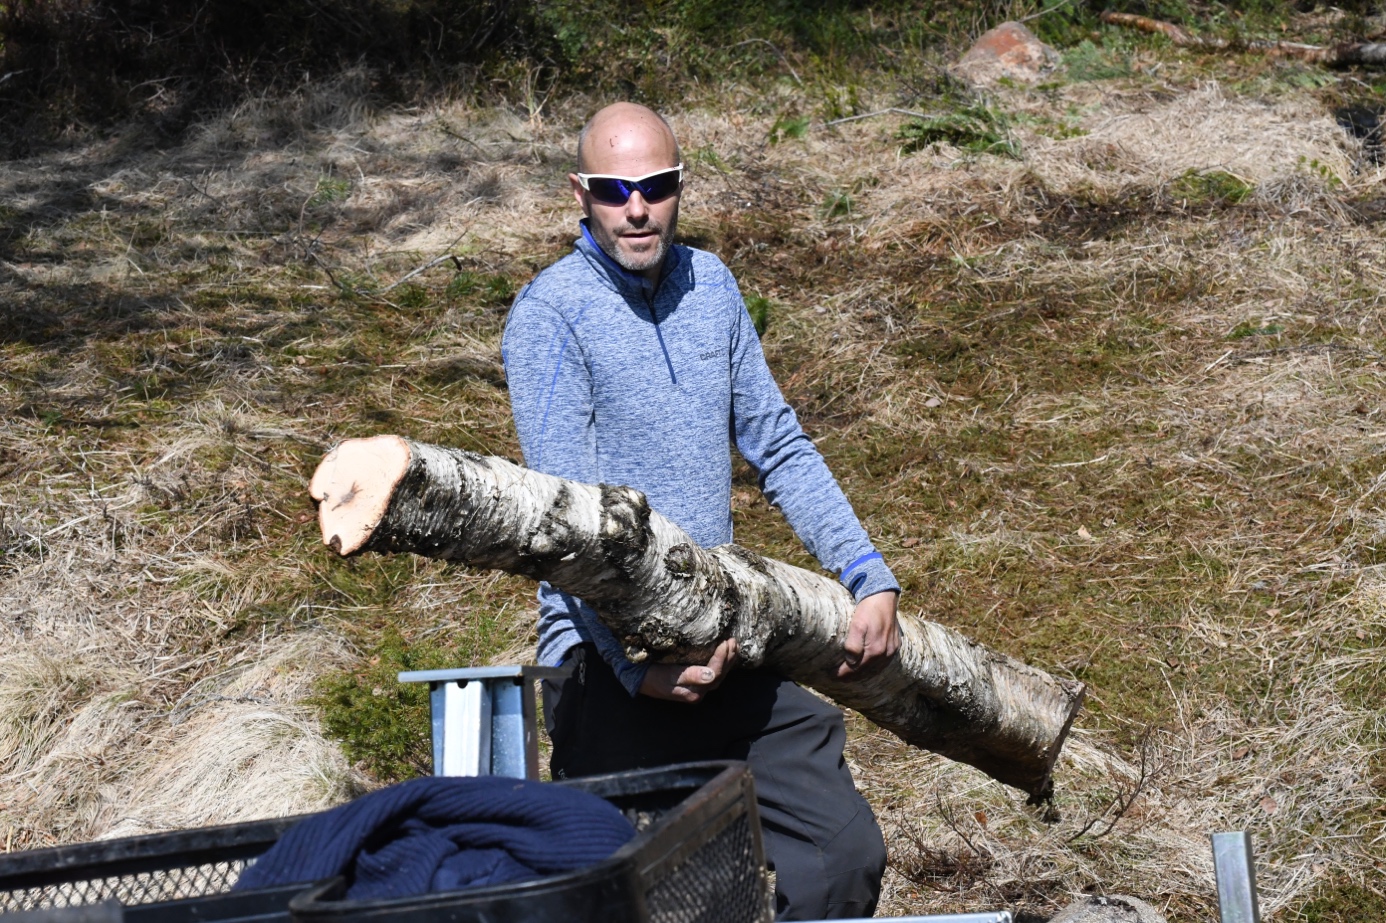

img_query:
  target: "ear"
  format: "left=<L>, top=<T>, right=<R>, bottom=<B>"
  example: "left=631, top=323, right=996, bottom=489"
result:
left=569, top=174, right=589, bottom=216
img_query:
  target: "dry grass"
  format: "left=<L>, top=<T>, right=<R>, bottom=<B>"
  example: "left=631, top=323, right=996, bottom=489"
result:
left=2, top=41, right=1385, bottom=920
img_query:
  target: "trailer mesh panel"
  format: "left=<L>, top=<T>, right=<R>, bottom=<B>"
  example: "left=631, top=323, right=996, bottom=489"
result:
left=644, top=810, right=767, bottom=923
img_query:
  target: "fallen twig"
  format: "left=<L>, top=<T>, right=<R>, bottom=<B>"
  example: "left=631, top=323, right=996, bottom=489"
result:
left=825, top=108, right=936, bottom=127
left=379, top=227, right=471, bottom=294
left=1066, top=728, right=1158, bottom=843
left=1100, top=10, right=1386, bottom=67
left=381, top=253, right=464, bottom=294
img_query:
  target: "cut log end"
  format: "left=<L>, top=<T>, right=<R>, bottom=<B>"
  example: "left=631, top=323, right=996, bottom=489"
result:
left=310, top=435, right=413, bottom=556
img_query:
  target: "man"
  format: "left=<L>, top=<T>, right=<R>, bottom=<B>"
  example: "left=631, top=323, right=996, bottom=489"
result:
left=501, top=102, right=900, bottom=920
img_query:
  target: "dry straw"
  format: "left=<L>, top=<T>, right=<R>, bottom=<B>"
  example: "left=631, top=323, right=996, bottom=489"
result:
left=2, top=50, right=1383, bottom=921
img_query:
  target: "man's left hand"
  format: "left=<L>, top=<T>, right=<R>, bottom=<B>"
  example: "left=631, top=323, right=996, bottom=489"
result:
left=836, top=591, right=900, bottom=679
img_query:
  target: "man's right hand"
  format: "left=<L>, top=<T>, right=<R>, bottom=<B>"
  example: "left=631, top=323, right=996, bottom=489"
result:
left=639, top=637, right=738, bottom=703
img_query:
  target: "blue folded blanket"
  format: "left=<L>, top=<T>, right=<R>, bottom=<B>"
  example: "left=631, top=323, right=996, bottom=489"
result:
left=233, top=776, right=635, bottom=900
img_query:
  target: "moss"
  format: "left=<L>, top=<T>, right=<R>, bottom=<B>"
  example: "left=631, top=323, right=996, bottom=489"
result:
left=1298, top=881, right=1386, bottom=922
left=312, top=627, right=455, bottom=781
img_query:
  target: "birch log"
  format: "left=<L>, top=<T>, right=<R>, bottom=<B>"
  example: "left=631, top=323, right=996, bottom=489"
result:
left=310, top=435, right=1086, bottom=801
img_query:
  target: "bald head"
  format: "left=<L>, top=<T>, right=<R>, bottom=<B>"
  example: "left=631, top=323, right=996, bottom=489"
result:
left=577, top=103, right=681, bottom=175
left=570, top=103, right=683, bottom=281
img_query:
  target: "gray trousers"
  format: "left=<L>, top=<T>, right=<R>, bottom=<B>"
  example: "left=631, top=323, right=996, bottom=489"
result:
left=543, top=644, right=887, bottom=920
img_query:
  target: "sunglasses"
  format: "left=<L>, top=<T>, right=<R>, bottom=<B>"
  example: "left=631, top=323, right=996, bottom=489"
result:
left=576, top=164, right=683, bottom=206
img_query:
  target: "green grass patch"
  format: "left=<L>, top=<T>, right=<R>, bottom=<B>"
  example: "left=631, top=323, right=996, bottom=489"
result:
left=898, top=104, right=1020, bottom=159
left=309, top=559, right=533, bottom=782
left=1064, top=39, right=1135, bottom=82
left=1170, top=169, right=1254, bottom=205
left=745, top=294, right=773, bottom=336
left=446, top=271, right=516, bottom=308
left=310, top=177, right=353, bottom=207
left=769, top=114, right=811, bottom=145
left=819, top=190, right=854, bottom=220
left=1228, top=319, right=1284, bottom=339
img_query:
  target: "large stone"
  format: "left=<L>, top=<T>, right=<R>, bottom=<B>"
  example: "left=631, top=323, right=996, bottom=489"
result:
left=954, top=21, right=1061, bottom=86
left=1048, top=894, right=1169, bottom=923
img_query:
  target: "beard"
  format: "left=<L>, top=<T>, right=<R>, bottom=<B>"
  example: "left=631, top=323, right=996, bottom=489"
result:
left=592, top=209, right=679, bottom=274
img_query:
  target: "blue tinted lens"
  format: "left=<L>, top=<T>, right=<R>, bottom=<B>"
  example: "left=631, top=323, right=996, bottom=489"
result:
left=636, top=171, right=681, bottom=202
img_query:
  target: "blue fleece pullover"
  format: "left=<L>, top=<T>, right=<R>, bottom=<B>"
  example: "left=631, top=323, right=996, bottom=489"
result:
left=501, top=222, right=899, bottom=695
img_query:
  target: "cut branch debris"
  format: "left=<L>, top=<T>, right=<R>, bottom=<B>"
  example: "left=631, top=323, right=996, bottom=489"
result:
left=309, top=435, right=1087, bottom=801
left=1100, top=10, right=1386, bottom=67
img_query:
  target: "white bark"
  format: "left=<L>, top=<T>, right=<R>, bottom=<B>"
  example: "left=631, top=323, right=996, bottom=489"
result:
left=310, top=435, right=1086, bottom=801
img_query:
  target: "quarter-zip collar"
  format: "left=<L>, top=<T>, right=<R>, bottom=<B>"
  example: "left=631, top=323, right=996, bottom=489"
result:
left=575, top=219, right=681, bottom=304
left=575, top=220, right=681, bottom=384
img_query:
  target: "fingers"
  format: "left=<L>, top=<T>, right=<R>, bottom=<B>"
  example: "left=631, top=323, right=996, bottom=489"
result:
left=840, top=620, right=866, bottom=669
left=640, top=664, right=705, bottom=703
left=837, top=592, right=901, bottom=680
left=640, top=637, right=741, bottom=703
left=836, top=614, right=873, bottom=678
left=677, top=638, right=737, bottom=694
left=676, top=663, right=715, bottom=690
left=706, top=637, right=739, bottom=674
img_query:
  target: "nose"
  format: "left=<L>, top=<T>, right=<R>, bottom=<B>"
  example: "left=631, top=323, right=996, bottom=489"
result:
left=624, top=190, right=649, bottom=221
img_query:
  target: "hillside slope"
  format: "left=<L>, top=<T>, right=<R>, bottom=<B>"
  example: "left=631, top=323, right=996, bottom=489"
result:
left=2, top=34, right=1384, bottom=920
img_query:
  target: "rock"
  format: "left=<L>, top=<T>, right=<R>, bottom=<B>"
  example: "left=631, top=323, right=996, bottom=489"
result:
left=1048, top=895, right=1168, bottom=923
left=954, top=21, right=1061, bottom=86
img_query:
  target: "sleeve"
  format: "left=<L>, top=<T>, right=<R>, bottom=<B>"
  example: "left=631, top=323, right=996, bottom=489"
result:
left=503, top=292, right=595, bottom=482
left=726, top=279, right=900, bottom=602
left=501, top=292, right=650, bottom=696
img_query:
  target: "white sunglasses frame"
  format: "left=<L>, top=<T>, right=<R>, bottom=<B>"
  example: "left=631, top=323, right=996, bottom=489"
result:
left=575, top=164, right=684, bottom=201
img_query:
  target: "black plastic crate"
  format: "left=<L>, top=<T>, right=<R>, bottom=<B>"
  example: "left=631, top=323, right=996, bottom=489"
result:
left=289, top=761, right=770, bottom=923
left=0, top=762, right=769, bottom=923
left=0, top=816, right=304, bottom=923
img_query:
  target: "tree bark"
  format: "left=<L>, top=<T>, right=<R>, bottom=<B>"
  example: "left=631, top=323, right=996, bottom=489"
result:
left=1100, top=11, right=1386, bottom=67
left=310, top=435, right=1086, bottom=802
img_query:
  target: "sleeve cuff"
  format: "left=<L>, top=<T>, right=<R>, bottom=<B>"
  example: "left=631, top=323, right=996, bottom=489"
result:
left=578, top=603, right=650, bottom=697
left=611, top=659, right=650, bottom=698
left=840, top=553, right=900, bottom=603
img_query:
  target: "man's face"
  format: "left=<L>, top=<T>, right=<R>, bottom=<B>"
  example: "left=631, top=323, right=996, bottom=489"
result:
left=570, top=115, right=681, bottom=281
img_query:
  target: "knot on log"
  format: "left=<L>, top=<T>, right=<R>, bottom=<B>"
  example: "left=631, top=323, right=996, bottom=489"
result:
left=664, top=542, right=699, bottom=578
left=598, top=484, right=652, bottom=571
left=723, top=543, right=771, bottom=574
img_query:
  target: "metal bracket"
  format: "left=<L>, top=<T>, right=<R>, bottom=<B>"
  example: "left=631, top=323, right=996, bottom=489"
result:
left=1212, top=831, right=1262, bottom=923
left=398, top=665, right=569, bottom=780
